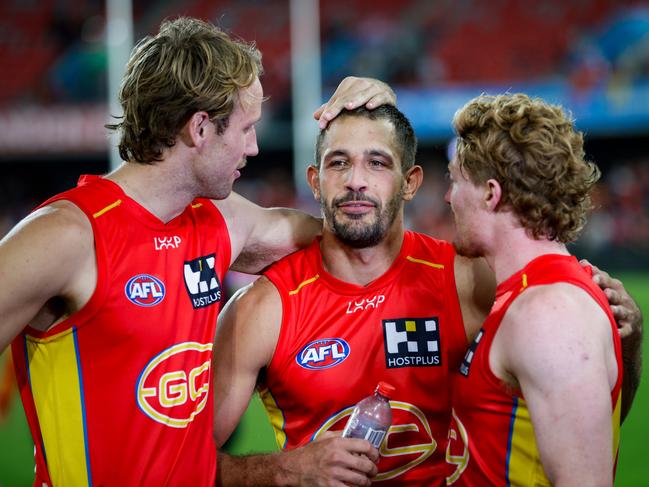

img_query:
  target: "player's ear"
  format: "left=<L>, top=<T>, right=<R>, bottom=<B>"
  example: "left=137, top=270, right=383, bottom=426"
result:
left=402, top=165, right=423, bottom=201
left=485, top=178, right=502, bottom=211
left=181, top=112, right=211, bottom=149
left=307, top=165, right=321, bottom=201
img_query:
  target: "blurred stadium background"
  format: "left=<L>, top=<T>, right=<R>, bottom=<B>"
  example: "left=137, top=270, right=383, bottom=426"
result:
left=0, top=0, right=648, bottom=485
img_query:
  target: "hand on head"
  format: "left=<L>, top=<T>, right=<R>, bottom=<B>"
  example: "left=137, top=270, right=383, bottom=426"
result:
left=314, top=77, right=396, bottom=129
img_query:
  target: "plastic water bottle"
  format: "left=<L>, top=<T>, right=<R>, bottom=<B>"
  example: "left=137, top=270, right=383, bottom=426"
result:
left=342, top=381, right=395, bottom=449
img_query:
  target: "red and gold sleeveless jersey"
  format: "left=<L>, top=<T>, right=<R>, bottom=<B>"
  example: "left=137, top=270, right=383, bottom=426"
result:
left=260, top=231, right=467, bottom=485
left=447, top=254, right=623, bottom=486
left=11, top=175, right=230, bottom=486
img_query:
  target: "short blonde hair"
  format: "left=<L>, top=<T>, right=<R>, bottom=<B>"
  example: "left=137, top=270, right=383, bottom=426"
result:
left=107, top=17, right=262, bottom=163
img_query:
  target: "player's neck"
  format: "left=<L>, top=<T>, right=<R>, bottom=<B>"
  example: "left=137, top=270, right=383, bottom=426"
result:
left=106, top=160, right=195, bottom=223
left=486, top=225, right=570, bottom=285
left=319, top=223, right=405, bottom=287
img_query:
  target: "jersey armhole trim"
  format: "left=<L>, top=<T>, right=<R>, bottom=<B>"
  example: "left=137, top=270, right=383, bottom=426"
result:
left=23, top=197, right=111, bottom=338
left=262, top=273, right=290, bottom=375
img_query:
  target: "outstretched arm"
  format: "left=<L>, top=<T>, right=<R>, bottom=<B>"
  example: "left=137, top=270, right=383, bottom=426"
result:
left=585, top=261, right=643, bottom=422
left=214, top=277, right=379, bottom=486
left=213, top=193, right=321, bottom=274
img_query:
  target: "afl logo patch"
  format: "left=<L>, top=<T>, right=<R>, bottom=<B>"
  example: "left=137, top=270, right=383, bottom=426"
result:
left=125, top=274, right=166, bottom=307
left=296, top=338, right=350, bottom=370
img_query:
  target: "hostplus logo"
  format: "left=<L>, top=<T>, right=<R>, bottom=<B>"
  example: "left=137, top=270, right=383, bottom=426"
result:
left=382, top=317, right=441, bottom=368
left=183, top=254, right=221, bottom=309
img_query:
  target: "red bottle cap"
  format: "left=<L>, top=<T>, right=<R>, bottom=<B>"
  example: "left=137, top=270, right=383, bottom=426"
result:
left=376, top=381, right=396, bottom=398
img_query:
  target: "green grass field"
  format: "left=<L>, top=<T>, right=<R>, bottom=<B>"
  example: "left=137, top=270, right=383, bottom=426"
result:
left=1, top=274, right=647, bottom=486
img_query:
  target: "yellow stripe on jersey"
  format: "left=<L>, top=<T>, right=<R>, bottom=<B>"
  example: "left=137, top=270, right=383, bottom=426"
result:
left=506, top=397, right=551, bottom=487
left=406, top=256, right=445, bottom=269
left=520, top=273, right=528, bottom=292
left=612, top=393, right=621, bottom=459
left=26, top=328, right=91, bottom=486
left=92, top=199, right=122, bottom=218
left=259, top=388, right=288, bottom=449
left=288, top=275, right=319, bottom=295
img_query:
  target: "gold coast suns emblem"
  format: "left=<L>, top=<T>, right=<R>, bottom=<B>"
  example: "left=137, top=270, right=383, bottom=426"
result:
left=446, top=408, right=470, bottom=484
left=313, top=401, right=438, bottom=481
left=137, top=342, right=212, bottom=428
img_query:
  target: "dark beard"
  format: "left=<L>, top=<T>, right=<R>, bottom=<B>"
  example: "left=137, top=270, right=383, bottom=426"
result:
left=322, top=188, right=403, bottom=248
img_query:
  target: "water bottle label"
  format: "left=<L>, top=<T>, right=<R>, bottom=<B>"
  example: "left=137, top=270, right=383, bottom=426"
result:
left=343, top=419, right=387, bottom=448
left=364, top=427, right=387, bottom=448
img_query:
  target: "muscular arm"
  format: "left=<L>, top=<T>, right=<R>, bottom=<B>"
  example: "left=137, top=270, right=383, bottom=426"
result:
left=0, top=203, right=94, bottom=352
left=214, top=277, right=378, bottom=486
left=495, top=284, right=618, bottom=487
left=213, top=277, right=280, bottom=445
left=454, top=255, right=496, bottom=342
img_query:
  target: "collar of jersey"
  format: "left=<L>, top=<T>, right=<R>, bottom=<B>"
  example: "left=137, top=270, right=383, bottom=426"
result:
left=309, top=231, right=414, bottom=296
left=495, top=253, right=578, bottom=299
left=87, top=176, right=192, bottom=230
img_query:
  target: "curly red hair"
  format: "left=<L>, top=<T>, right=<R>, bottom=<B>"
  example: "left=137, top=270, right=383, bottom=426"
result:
left=453, top=93, right=600, bottom=243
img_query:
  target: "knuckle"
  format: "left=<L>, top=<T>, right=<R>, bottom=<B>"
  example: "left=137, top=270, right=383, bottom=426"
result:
left=330, top=450, right=344, bottom=463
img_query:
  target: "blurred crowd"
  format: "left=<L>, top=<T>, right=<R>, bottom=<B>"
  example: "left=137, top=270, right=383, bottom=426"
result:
left=2, top=0, right=649, bottom=112
left=583, top=157, right=649, bottom=251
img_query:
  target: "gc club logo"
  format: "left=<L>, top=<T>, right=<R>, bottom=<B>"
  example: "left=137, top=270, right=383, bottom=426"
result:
left=125, top=274, right=166, bottom=307
left=296, top=338, right=350, bottom=370
left=136, top=342, right=212, bottom=428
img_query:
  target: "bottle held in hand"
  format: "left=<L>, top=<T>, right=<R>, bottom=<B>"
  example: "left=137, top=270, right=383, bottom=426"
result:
left=342, top=381, right=395, bottom=449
